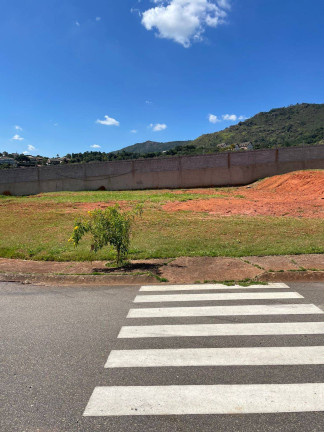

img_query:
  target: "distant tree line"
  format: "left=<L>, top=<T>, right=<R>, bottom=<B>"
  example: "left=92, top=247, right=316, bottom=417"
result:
left=2, top=147, right=211, bottom=170
left=64, top=145, right=214, bottom=164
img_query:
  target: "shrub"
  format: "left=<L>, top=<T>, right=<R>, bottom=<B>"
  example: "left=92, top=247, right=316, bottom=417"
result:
left=69, top=204, right=142, bottom=266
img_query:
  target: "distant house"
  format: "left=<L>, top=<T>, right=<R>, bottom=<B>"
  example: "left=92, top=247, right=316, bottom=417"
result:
left=35, top=156, right=45, bottom=165
left=15, top=155, right=38, bottom=167
left=216, top=143, right=229, bottom=149
left=0, top=157, right=17, bottom=167
left=47, top=157, right=69, bottom=165
left=27, top=156, right=37, bottom=164
left=234, top=142, right=254, bottom=151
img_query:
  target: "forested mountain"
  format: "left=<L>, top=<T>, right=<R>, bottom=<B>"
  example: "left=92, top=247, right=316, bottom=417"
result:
left=192, top=103, right=324, bottom=151
left=120, top=140, right=191, bottom=154
left=118, top=103, right=324, bottom=155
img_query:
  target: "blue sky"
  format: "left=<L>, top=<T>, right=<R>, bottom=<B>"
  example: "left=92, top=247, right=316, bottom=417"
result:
left=1, top=0, right=323, bottom=156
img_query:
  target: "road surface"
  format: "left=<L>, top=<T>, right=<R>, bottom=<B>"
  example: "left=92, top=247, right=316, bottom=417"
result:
left=1, top=281, right=324, bottom=431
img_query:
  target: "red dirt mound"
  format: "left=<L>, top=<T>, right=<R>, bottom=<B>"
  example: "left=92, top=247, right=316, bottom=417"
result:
left=163, top=171, right=324, bottom=218
left=254, top=171, right=324, bottom=196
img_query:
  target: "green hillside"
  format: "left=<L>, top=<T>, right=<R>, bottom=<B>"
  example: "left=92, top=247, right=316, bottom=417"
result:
left=192, top=103, right=324, bottom=151
left=118, top=103, right=324, bottom=156
left=120, top=140, right=191, bottom=154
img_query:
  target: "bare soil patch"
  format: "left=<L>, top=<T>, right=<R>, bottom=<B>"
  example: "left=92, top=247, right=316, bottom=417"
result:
left=242, top=256, right=300, bottom=271
left=160, top=257, right=263, bottom=283
left=163, top=171, right=324, bottom=217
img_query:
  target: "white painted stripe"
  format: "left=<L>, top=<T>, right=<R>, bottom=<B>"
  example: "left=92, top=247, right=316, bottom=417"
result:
left=140, top=283, right=289, bottom=292
left=83, top=383, right=324, bottom=416
left=118, top=321, right=324, bottom=338
left=128, top=303, right=322, bottom=318
left=105, top=346, right=324, bottom=368
left=134, top=292, right=303, bottom=303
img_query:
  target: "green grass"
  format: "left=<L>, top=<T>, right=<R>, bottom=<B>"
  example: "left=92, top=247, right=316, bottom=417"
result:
left=0, top=189, right=323, bottom=261
left=0, top=189, right=230, bottom=204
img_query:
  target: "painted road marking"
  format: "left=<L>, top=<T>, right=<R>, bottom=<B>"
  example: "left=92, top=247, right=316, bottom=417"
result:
left=105, top=346, right=324, bottom=368
left=83, top=383, right=324, bottom=416
left=134, top=292, right=303, bottom=303
left=118, top=321, right=324, bottom=338
left=139, top=283, right=289, bottom=291
left=128, top=303, right=322, bottom=318
left=84, top=283, right=324, bottom=418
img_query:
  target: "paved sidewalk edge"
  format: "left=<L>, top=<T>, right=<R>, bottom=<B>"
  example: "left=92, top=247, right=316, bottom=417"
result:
left=0, top=269, right=324, bottom=286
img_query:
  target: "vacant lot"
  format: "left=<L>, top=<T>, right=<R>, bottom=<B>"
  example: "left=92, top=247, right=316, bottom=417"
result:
left=0, top=170, right=323, bottom=261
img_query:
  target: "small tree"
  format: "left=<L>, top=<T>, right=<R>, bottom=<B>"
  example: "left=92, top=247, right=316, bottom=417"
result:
left=69, top=204, right=142, bottom=266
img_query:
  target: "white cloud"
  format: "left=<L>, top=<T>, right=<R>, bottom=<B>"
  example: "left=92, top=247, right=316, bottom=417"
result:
left=145, top=100, right=152, bottom=104
left=149, top=123, right=167, bottom=131
left=208, top=113, right=220, bottom=124
left=222, top=114, right=237, bottom=121
left=95, top=17, right=101, bottom=21
left=75, top=21, right=80, bottom=27
left=131, top=8, right=142, bottom=17
left=28, top=145, right=36, bottom=151
left=23, top=151, right=29, bottom=155
left=141, top=0, right=230, bottom=48
left=96, top=115, right=120, bottom=126
left=15, top=125, right=22, bottom=131
left=91, top=144, right=101, bottom=149
left=12, top=134, right=24, bottom=141
left=130, top=129, right=138, bottom=133
left=217, top=0, right=231, bottom=9
left=208, top=112, right=247, bottom=123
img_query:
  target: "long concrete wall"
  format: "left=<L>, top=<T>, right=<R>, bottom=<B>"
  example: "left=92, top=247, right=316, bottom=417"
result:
left=1, top=145, right=324, bottom=196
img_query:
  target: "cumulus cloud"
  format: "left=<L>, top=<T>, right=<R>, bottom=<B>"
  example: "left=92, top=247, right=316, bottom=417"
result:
left=12, top=134, right=24, bottom=141
left=145, top=100, right=152, bottom=104
left=95, top=17, right=101, bottom=21
left=91, top=144, right=101, bottom=149
left=222, top=114, right=237, bottom=121
left=141, top=0, right=230, bottom=47
left=96, top=115, right=120, bottom=126
left=75, top=21, right=80, bottom=27
left=23, top=151, right=29, bottom=155
left=217, top=0, right=230, bottom=9
left=208, top=114, right=220, bottom=124
left=149, top=123, right=167, bottom=131
left=15, top=125, right=23, bottom=131
left=28, top=145, right=36, bottom=151
left=130, top=129, right=138, bottom=133
left=208, top=112, right=247, bottom=123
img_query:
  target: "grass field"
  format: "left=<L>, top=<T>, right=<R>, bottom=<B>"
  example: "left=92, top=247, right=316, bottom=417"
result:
left=0, top=188, right=323, bottom=261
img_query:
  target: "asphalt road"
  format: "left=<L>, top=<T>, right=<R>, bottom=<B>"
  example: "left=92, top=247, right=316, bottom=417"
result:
left=1, top=281, right=324, bottom=432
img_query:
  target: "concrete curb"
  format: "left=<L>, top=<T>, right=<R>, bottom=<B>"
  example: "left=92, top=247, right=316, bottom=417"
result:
left=257, top=270, right=324, bottom=282
left=1, top=269, right=323, bottom=286
left=0, top=272, right=157, bottom=286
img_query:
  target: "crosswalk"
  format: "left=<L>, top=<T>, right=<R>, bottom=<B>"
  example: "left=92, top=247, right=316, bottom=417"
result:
left=83, top=282, right=324, bottom=417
